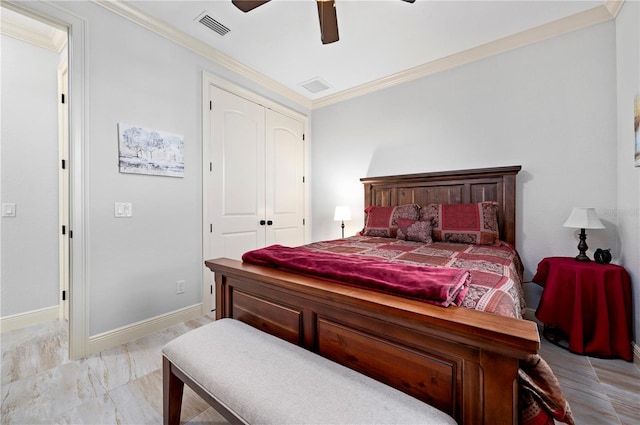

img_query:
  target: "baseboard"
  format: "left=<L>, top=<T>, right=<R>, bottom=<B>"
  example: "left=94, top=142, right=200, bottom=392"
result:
left=87, top=303, right=203, bottom=355
left=0, top=305, right=59, bottom=333
left=633, top=342, right=640, bottom=367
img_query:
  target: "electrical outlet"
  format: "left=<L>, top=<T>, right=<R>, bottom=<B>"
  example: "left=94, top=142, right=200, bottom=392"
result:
left=176, top=280, right=186, bottom=294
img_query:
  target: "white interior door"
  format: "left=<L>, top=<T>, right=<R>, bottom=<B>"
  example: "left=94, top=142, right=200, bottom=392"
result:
left=265, top=109, right=305, bottom=247
left=58, top=59, right=69, bottom=321
left=208, top=85, right=265, bottom=260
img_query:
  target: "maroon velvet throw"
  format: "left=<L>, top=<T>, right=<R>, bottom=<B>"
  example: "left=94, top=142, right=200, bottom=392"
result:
left=242, top=245, right=470, bottom=307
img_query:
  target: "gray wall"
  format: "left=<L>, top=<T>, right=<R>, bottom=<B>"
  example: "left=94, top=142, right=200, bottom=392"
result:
left=54, top=1, right=308, bottom=336
left=1, top=35, right=60, bottom=316
left=310, top=21, right=621, bottom=308
left=4, top=1, right=637, bottom=349
left=615, top=0, right=640, bottom=346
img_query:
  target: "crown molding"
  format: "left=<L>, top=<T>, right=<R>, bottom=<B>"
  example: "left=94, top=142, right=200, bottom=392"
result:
left=312, top=2, right=619, bottom=109
left=91, top=0, right=620, bottom=112
left=92, top=0, right=313, bottom=110
left=0, top=14, right=66, bottom=52
left=605, top=0, right=625, bottom=17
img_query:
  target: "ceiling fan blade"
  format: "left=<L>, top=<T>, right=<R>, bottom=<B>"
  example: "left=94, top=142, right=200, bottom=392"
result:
left=317, top=0, right=339, bottom=44
left=401, top=0, right=416, bottom=3
left=232, top=0, right=270, bottom=13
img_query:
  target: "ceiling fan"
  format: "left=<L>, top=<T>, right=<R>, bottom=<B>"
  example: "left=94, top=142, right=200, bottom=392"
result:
left=232, top=0, right=415, bottom=45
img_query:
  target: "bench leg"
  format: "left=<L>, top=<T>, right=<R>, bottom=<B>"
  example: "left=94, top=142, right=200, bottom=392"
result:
left=163, top=356, right=184, bottom=425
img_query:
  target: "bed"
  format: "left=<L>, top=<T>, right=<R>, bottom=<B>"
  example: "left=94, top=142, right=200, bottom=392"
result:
left=205, top=166, right=572, bottom=425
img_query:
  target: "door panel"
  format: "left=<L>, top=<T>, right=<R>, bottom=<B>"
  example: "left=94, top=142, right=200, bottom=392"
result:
left=209, top=86, right=265, bottom=260
left=265, top=109, right=305, bottom=247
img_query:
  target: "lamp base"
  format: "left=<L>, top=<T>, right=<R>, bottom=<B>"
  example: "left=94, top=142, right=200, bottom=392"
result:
left=574, top=228, right=591, bottom=262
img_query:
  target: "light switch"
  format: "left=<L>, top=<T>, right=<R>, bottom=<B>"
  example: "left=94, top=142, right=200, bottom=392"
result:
left=2, top=203, right=16, bottom=217
left=114, top=202, right=132, bottom=217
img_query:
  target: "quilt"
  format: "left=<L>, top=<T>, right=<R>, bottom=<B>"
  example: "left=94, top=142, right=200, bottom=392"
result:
left=302, top=235, right=526, bottom=318
left=243, top=235, right=574, bottom=425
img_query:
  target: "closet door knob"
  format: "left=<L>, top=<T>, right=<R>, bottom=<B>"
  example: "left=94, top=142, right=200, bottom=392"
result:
left=259, top=220, right=266, bottom=225
left=267, top=220, right=273, bottom=226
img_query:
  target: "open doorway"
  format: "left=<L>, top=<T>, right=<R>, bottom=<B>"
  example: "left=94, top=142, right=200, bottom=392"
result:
left=0, top=7, right=69, bottom=338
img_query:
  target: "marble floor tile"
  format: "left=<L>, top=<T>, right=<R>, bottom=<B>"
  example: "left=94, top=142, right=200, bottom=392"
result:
left=1, top=360, right=106, bottom=424
left=1, top=319, right=68, bottom=386
left=1, top=313, right=638, bottom=424
left=127, top=368, right=211, bottom=423
left=184, top=407, right=230, bottom=425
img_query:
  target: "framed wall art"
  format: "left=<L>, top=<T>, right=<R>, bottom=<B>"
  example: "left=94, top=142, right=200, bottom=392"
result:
left=635, top=93, right=639, bottom=167
left=118, top=123, right=184, bottom=177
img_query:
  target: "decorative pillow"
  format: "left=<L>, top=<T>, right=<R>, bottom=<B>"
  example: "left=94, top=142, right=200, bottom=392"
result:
left=363, top=204, right=420, bottom=238
left=421, top=202, right=500, bottom=245
left=396, top=218, right=433, bottom=243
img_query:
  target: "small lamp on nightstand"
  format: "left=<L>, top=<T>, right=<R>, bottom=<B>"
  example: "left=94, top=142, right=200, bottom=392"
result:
left=563, top=207, right=605, bottom=262
left=334, top=206, right=351, bottom=239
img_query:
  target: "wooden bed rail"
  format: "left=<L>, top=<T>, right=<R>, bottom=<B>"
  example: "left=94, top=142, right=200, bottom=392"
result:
left=205, top=258, right=540, bottom=424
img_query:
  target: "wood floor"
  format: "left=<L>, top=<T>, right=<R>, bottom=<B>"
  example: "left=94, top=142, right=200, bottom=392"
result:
left=1, top=315, right=638, bottom=424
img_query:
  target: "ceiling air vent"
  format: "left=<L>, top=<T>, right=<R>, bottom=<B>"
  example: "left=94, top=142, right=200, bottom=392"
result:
left=197, top=12, right=230, bottom=36
left=300, top=77, right=331, bottom=94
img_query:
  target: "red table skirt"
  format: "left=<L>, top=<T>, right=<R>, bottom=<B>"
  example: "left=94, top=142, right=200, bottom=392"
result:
left=533, top=257, right=632, bottom=361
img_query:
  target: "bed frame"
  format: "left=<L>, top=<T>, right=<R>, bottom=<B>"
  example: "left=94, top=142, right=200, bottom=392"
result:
left=205, top=165, right=539, bottom=425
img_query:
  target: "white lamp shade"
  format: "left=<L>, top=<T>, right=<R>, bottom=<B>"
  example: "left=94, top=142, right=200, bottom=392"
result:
left=334, top=206, right=351, bottom=221
left=562, top=207, right=605, bottom=229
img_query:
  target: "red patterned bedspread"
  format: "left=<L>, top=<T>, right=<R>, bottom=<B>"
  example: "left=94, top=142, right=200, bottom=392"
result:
left=303, top=235, right=526, bottom=318
left=292, top=236, right=574, bottom=425
left=241, top=236, right=574, bottom=425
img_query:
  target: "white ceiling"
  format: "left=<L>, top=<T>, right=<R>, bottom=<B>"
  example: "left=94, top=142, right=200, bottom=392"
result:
left=126, top=0, right=613, bottom=105
left=3, top=1, right=618, bottom=108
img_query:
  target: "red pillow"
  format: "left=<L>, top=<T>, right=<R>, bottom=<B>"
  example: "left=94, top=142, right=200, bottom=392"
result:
left=363, top=204, right=420, bottom=238
left=396, top=218, right=433, bottom=243
left=421, top=202, right=500, bottom=245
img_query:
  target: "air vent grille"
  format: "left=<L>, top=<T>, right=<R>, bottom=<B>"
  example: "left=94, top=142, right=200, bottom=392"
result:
left=199, top=15, right=230, bottom=36
left=300, top=77, right=331, bottom=94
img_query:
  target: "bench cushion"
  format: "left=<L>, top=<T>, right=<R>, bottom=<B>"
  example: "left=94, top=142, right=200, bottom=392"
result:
left=162, top=318, right=456, bottom=425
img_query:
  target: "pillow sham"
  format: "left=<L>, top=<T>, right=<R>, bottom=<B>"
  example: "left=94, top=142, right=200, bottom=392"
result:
left=363, top=204, right=420, bottom=238
left=421, top=202, right=500, bottom=245
left=396, top=218, right=433, bottom=243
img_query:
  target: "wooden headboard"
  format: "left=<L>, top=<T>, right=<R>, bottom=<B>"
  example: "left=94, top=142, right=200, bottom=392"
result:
left=361, top=165, right=521, bottom=246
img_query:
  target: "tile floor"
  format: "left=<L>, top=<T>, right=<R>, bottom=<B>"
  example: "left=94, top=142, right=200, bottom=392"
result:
left=1, top=316, right=639, bottom=424
left=1, top=314, right=226, bottom=424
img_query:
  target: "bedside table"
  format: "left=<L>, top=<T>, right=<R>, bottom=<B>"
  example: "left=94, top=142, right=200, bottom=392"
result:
left=532, top=257, right=632, bottom=361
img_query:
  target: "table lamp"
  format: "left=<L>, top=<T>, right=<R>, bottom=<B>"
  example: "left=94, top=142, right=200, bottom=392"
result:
left=334, top=206, right=351, bottom=238
left=562, top=207, right=605, bottom=262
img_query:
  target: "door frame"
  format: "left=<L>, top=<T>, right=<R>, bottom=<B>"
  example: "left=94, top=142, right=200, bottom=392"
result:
left=3, top=0, right=89, bottom=360
left=201, top=71, right=311, bottom=313
left=58, top=58, right=69, bottom=321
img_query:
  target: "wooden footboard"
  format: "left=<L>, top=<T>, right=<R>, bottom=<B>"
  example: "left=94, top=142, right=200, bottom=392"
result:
left=205, top=258, right=539, bottom=425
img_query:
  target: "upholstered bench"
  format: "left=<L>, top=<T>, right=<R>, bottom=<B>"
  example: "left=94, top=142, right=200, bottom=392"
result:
left=162, top=318, right=456, bottom=425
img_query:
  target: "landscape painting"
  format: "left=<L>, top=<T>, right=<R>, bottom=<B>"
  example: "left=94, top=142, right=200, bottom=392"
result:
left=118, top=123, right=185, bottom=177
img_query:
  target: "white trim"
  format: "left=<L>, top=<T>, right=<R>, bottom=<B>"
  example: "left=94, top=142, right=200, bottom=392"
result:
left=91, top=0, right=312, bottom=110
left=92, top=0, right=619, bottom=111
left=634, top=342, right=640, bottom=368
left=87, top=304, right=203, bottom=355
left=0, top=18, right=66, bottom=52
left=3, top=0, right=89, bottom=361
left=0, top=306, right=59, bottom=333
left=58, top=58, right=70, bottom=323
left=201, top=72, right=310, bottom=314
left=201, top=71, right=214, bottom=314
left=605, top=0, right=625, bottom=17
left=313, top=3, right=618, bottom=109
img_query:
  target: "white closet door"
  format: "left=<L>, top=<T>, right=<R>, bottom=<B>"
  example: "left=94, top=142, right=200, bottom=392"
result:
left=209, top=86, right=265, bottom=260
left=265, top=109, right=305, bottom=247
